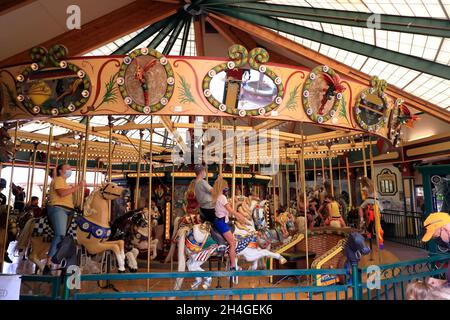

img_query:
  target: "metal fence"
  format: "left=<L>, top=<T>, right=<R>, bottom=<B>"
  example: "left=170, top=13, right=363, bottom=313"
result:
left=16, top=253, right=450, bottom=300
left=380, top=209, right=426, bottom=249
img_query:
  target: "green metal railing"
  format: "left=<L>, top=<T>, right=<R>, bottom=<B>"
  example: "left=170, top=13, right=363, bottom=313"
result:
left=18, top=254, right=450, bottom=300
left=20, top=275, right=62, bottom=300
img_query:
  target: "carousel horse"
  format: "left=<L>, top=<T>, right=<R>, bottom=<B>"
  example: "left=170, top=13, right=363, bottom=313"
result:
left=343, top=232, right=371, bottom=284
left=2, top=205, right=18, bottom=263
left=11, top=183, right=26, bottom=213
left=164, top=184, right=202, bottom=264
left=126, top=207, right=160, bottom=270
left=109, top=207, right=160, bottom=272
left=16, top=182, right=128, bottom=274
left=174, top=197, right=287, bottom=291
left=0, top=126, right=14, bottom=163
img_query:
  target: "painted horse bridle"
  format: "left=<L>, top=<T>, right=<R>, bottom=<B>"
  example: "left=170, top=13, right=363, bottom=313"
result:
left=100, top=183, right=122, bottom=199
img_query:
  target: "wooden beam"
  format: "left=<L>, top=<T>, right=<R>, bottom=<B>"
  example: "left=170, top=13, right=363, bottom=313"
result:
left=46, top=118, right=167, bottom=153
left=208, top=12, right=450, bottom=123
left=193, top=15, right=205, bottom=56
left=0, top=1, right=180, bottom=67
left=0, top=0, right=36, bottom=17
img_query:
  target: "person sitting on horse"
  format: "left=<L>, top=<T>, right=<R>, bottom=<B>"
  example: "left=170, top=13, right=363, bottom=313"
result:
left=194, top=165, right=215, bottom=223
left=212, top=176, right=238, bottom=271
left=358, top=177, right=384, bottom=229
left=24, top=196, right=43, bottom=218
left=324, top=195, right=346, bottom=228
left=184, top=180, right=199, bottom=215
left=44, top=163, right=86, bottom=274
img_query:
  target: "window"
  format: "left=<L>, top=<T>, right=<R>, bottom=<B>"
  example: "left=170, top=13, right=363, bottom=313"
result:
left=377, top=168, right=398, bottom=196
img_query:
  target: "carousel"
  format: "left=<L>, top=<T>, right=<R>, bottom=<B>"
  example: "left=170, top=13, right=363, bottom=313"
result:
left=0, top=1, right=448, bottom=299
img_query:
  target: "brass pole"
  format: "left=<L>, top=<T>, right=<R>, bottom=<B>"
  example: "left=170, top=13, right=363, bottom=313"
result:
left=219, top=117, right=223, bottom=175
left=241, top=165, right=244, bottom=197
left=232, top=119, right=236, bottom=209
left=294, top=161, right=299, bottom=207
left=170, top=143, right=175, bottom=273
left=107, top=119, right=113, bottom=182
left=321, top=158, right=325, bottom=185
left=300, top=123, right=309, bottom=270
left=369, top=138, right=382, bottom=263
left=147, top=116, right=154, bottom=288
left=338, top=157, right=342, bottom=196
left=25, top=153, right=32, bottom=204
left=42, top=126, right=54, bottom=206
left=285, top=146, right=290, bottom=207
left=107, top=119, right=113, bottom=225
left=328, top=151, right=334, bottom=197
left=64, top=145, right=69, bottom=165
left=362, top=137, right=367, bottom=177
left=134, top=130, right=143, bottom=209
left=313, top=160, right=316, bottom=191
left=28, top=144, right=38, bottom=203
left=80, top=117, right=90, bottom=207
left=2, top=121, right=19, bottom=270
left=73, top=137, right=81, bottom=206
left=346, top=156, right=352, bottom=208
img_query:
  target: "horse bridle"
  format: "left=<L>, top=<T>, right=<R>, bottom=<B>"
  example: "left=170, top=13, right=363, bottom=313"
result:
left=100, top=183, right=122, bottom=199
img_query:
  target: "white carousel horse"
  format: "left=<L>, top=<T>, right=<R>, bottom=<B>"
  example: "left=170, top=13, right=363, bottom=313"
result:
left=174, top=197, right=287, bottom=291
left=16, top=182, right=128, bottom=273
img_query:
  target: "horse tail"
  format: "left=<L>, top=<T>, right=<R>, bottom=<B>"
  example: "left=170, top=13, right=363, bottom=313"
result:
left=174, top=227, right=188, bottom=290
left=164, top=216, right=181, bottom=264
left=15, top=218, right=35, bottom=252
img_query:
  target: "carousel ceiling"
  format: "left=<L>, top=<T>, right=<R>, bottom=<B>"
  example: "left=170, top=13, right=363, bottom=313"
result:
left=0, top=0, right=449, bottom=159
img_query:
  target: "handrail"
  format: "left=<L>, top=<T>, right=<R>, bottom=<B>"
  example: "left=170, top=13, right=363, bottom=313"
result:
left=360, top=254, right=450, bottom=272
left=78, top=268, right=348, bottom=281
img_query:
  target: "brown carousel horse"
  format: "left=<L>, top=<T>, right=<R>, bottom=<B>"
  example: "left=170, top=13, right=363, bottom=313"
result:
left=16, top=182, right=128, bottom=273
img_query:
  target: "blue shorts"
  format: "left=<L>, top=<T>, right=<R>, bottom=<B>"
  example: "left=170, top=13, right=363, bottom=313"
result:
left=214, top=218, right=230, bottom=234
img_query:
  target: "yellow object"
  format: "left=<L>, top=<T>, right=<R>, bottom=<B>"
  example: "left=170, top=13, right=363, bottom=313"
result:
left=422, top=212, right=450, bottom=242
left=329, top=201, right=341, bottom=218
left=49, top=176, right=74, bottom=208
left=311, top=238, right=346, bottom=286
left=28, top=80, right=52, bottom=106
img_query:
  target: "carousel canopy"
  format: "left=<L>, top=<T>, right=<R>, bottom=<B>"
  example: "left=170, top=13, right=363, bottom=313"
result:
left=0, top=0, right=449, bottom=167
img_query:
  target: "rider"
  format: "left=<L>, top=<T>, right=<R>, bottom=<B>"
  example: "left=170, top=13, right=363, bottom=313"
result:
left=358, top=177, right=383, bottom=230
left=325, top=195, right=346, bottom=228
left=194, top=165, right=215, bottom=223
left=24, top=196, right=43, bottom=218
left=44, top=164, right=86, bottom=274
left=212, top=176, right=238, bottom=271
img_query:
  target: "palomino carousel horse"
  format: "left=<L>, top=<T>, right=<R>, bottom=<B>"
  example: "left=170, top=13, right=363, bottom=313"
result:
left=174, top=197, right=287, bottom=291
left=16, top=182, right=128, bottom=274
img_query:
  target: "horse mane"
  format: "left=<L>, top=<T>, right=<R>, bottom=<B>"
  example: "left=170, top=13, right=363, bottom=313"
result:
left=83, top=188, right=100, bottom=217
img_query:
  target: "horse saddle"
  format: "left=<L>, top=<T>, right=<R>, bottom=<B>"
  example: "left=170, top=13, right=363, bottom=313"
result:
left=209, top=222, right=235, bottom=247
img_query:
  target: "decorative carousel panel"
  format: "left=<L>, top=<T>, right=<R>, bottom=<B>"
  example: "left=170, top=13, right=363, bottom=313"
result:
left=388, top=98, right=402, bottom=147
left=302, top=65, right=345, bottom=124
left=15, top=45, right=91, bottom=116
left=354, top=76, right=389, bottom=133
left=202, top=45, right=284, bottom=117
left=117, top=48, right=174, bottom=113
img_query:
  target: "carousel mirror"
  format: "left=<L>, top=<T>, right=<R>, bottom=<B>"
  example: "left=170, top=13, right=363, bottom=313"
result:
left=210, top=69, right=278, bottom=112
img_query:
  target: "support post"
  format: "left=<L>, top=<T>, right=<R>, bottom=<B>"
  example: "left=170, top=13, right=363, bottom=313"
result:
left=42, top=126, right=54, bottom=205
